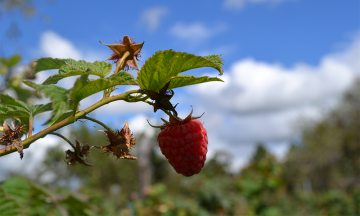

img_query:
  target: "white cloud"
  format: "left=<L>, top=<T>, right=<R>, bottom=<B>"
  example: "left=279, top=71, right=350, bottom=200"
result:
left=187, top=32, right=360, bottom=170
left=170, top=22, right=226, bottom=43
left=0, top=134, right=69, bottom=181
left=139, top=6, right=168, bottom=32
left=128, top=115, right=157, bottom=138
left=40, top=31, right=82, bottom=60
left=224, top=0, right=293, bottom=10
left=40, top=31, right=106, bottom=62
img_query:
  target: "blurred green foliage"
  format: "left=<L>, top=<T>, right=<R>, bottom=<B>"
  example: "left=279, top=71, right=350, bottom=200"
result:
left=0, top=55, right=40, bottom=103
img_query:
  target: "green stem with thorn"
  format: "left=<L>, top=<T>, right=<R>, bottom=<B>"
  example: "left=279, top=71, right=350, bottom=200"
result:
left=0, top=89, right=146, bottom=157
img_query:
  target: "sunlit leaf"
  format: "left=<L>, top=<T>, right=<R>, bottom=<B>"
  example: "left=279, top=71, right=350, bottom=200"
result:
left=137, top=50, right=224, bottom=91
left=167, top=74, right=224, bottom=89
left=70, top=72, right=137, bottom=104
left=42, top=60, right=113, bottom=84
left=33, top=57, right=67, bottom=75
left=0, top=94, right=30, bottom=111
left=23, top=81, right=72, bottom=124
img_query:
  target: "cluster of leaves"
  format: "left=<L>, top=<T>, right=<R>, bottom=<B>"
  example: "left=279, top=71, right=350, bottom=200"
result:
left=0, top=38, right=224, bottom=161
left=0, top=176, right=96, bottom=216
left=0, top=55, right=39, bottom=102
left=25, top=50, right=223, bottom=124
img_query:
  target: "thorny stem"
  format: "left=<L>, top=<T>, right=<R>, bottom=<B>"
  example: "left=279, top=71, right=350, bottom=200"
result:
left=0, top=89, right=145, bottom=157
left=49, top=132, right=77, bottom=153
left=81, top=116, right=114, bottom=133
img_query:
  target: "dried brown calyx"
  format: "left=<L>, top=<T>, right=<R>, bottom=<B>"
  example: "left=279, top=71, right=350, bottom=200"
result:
left=65, top=140, right=93, bottom=167
left=101, top=35, right=144, bottom=73
left=96, top=121, right=137, bottom=160
left=0, top=118, right=26, bottom=159
left=146, top=81, right=178, bottom=116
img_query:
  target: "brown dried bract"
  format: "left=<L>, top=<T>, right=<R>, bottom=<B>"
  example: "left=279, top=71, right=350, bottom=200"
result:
left=146, top=81, right=178, bottom=116
left=65, top=140, right=93, bottom=167
left=101, top=35, right=144, bottom=73
left=0, top=118, right=26, bottom=159
left=96, top=121, right=137, bottom=160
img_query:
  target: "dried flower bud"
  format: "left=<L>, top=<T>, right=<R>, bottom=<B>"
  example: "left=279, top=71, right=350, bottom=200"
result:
left=0, top=118, right=26, bottom=159
left=65, top=140, right=93, bottom=166
left=101, top=35, right=144, bottom=73
left=96, top=121, right=137, bottom=160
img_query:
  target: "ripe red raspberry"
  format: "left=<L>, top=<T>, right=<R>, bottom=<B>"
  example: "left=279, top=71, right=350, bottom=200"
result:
left=149, top=108, right=208, bottom=176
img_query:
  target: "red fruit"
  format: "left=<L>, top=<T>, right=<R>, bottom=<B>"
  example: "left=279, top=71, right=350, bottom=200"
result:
left=149, top=108, right=208, bottom=177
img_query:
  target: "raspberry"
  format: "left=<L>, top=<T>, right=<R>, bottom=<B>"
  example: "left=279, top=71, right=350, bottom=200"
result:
left=148, top=108, right=208, bottom=176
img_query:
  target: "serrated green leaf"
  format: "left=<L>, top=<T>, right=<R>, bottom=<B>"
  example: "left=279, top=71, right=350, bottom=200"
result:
left=204, top=55, right=224, bottom=69
left=110, top=71, right=137, bottom=84
left=42, top=60, right=113, bottom=85
left=137, top=50, right=224, bottom=91
left=31, top=102, right=53, bottom=116
left=0, top=187, right=23, bottom=216
left=70, top=72, right=137, bottom=104
left=167, top=74, right=224, bottom=89
left=33, top=57, right=67, bottom=75
left=23, top=81, right=71, bottom=124
left=0, top=94, right=30, bottom=111
left=60, top=59, right=112, bottom=77
left=1, top=176, right=31, bottom=207
left=0, top=110, right=30, bottom=122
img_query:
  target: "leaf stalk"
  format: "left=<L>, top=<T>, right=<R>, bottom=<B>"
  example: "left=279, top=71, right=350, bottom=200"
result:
left=49, top=132, right=77, bottom=153
left=81, top=116, right=114, bottom=133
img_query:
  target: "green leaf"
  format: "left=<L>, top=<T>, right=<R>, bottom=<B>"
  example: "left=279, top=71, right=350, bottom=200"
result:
left=110, top=71, right=137, bottom=84
left=60, top=59, right=112, bottom=77
left=1, top=176, right=31, bottom=207
left=31, top=102, right=53, bottom=116
left=137, top=50, right=224, bottom=91
left=23, top=81, right=71, bottom=124
left=42, top=60, right=113, bottom=85
left=33, top=57, right=67, bottom=75
left=0, top=109, right=30, bottom=122
left=70, top=72, right=137, bottom=104
left=203, top=55, right=224, bottom=71
left=0, top=188, right=23, bottom=216
left=0, top=55, right=22, bottom=68
left=0, top=94, right=30, bottom=111
left=167, top=74, right=224, bottom=89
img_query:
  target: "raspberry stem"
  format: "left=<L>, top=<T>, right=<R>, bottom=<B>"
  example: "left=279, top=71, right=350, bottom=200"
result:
left=81, top=116, right=114, bottom=134
left=49, top=132, right=78, bottom=153
left=0, top=89, right=144, bottom=157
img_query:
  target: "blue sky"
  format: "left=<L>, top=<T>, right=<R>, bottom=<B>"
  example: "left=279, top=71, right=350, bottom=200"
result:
left=1, top=0, right=359, bottom=173
left=2, top=0, right=359, bottom=65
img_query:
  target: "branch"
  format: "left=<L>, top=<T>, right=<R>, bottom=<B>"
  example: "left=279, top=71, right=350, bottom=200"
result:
left=0, top=89, right=144, bottom=157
